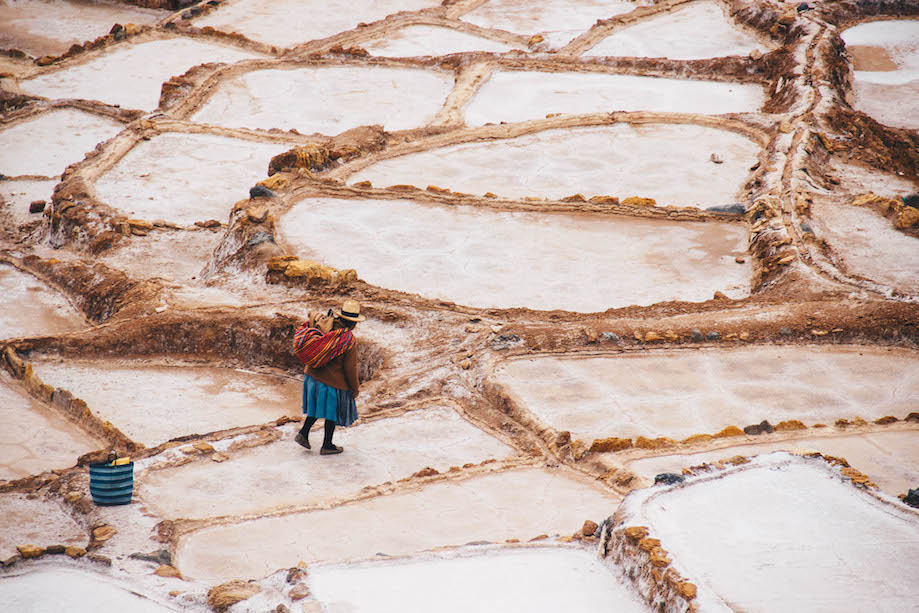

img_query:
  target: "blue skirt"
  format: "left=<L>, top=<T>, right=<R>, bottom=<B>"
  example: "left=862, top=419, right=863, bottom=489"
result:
left=303, top=375, right=358, bottom=427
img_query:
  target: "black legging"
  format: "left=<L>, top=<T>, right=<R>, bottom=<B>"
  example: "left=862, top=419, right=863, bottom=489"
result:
left=300, top=416, right=336, bottom=448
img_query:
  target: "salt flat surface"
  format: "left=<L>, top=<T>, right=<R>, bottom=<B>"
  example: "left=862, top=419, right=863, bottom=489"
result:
left=95, top=133, right=287, bottom=224
left=0, top=263, right=84, bottom=340
left=363, top=25, right=522, bottom=56
left=495, top=346, right=919, bottom=440
left=811, top=202, right=919, bottom=295
left=0, top=569, right=176, bottom=613
left=281, top=197, right=749, bottom=311
left=585, top=2, right=768, bottom=60
left=641, top=457, right=919, bottom=612
left=139, top=407, right=513, bottom=519
left=0, top=373, right=101, bottom=481
left=0, top=0, right=166, bottom=57
left=0, top=179, right=57, bottom=227
left=464, top=71, right=763, bottom=126
left=843, top=20, right=919, bottom=129
left=20, top=38, right=261, bottom=110
left=350, top=124, right=759, bottom=206
left=311, top=548, right=649, bottom=613
left=176, top=467, right=621, bottom=581
left=462, top=0, right=634, bottom=49
left=190, top=66, right=453, bottom=134
left=0, top=108, right=122, bottom=177
left=0, top=493, right=85, bottom=551
left=626, top=430, right=919, bottom=498
left=98, top=229, right=222, bottom=284
left=30, top=360, right=301, bottom=446
left=195, top=0, right=437, bottom=48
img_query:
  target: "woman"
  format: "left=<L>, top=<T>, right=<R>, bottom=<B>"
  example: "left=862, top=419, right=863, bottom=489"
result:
left=295, top=299, right=365, bottom=455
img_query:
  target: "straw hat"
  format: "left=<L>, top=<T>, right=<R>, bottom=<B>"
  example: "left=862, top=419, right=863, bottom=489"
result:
left=333, top=299, right=366, bottom=322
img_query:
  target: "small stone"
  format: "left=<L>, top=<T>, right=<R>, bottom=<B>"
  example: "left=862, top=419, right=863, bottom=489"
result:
left=874, top=416, right=898, bottom=425
left=247, top=231, right=274, bottom=247
left=744, top=420, right=774, bottom=435
left=682, top=433, right=713, bottom=445
left=65, top=546, right=86, bottom=558
left=622, top=196, right=656, bottom=207
left=289, top=584, right=310, bottom=600
left=779, top=327, right=793, bottom=336
left=92, top=525, right=117, bottom=542
left=247, top=206, right=269, bottom=223
left=211, top=453, right=230, bottom=462
left=17, top=544, right=44, bottom=559
left=896, top=206, right=919, bottom=229
left=130, top=549, right=171, bottom=565
left=623, top=526, right=648, bottom=542
left=154, top=564, right=183, bottom=579
left=710, top=153, right=723, bottom=164
left=353, top=181, right=372, bottom=189
left=714, top=426, right=744, bottom=438
left=249, top=185, right=276, bottom=199
left=37, top=56, right=56, bottom=66
left=735, top=256, right=746, bottom=263
left=810, top=329, right=828, bottom=336
left=904, top=488, right=919, bottom=508
left=588, top=437, right=631, bottom=453
left=193, top=442, right=215, bottom=454
left=601, top=332, right=619, bottom=342
left=690, top=328, right=703, bottom=341
left=208, top=580, right=261, bottom=612
left=775, top=419, right=807, bottom=431
left=678, top=582, right=698, bottom=600
left=46, top=545, right=66, bottom=554
left=88, top=553, right=112, bottom=566
left=705, top=331, right=720, bottom=341
left=643, top=331, right=664, bottom=342
left=713, top=291, right=728, bottom=301
left=654, top=473, right=685, bottom=486
left=29, top=200, right=46, bottom=213
left=459, top=359, right=471, bottom=370
left=491, top=333, right=522, bottom=351
left=904, top=412, right=919, bottom=423
left=581, top=520, right=599, bottom=537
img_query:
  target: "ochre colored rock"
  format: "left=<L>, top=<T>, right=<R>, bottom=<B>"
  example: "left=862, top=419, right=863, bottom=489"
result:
left=267, top=255, right=298, bottom=271
left=65, top=546, right=86, bottom=558
left=682, top=433, right=713, bottom=445
left=561, top=194, right=586, bottom=202
left=527, top=34, right=544, bottom=46
left=634, top=436, right=676, bottom=450
left=622, top=196, right=656, bottom=207
left=283, top=260, right=336, bottom=282
left=713, top=426, right=744, bottom=438
left=92, top=525, right=117, bottom=542
left=896, top=206, right=919, bottom=228
left=207, top=580, right=261, bottom=612
left=874, top=416, right=898, bottom=425
left=289, top=584, right=310, bottom=600
left=841, top=467, right=872, bottom=485
left=775, top=420, right=806, bottom=431
left=678, top=582, right=698, bottom=600
left=721, top=455, right=749, bottom=466
left=638, top=537, right=661, bottom=552
left=581, top=520, right=599, bottom=537
left=588, top=195, right=620, bottom=205
left=17, top=545, right=44, bottom=559
left=193, top=442, right=215, bottom=454
left=570, top=439, right=588, bottom=460
left=123, top=23, right=142, bottom=36
left=589, top=437, right=632, bottom=453
left=643, top=331, right=664, bottom=342
left=154, top=565, right=183, bottom=579
left=623, top=526, right=648, bottom=542
left=426, top=185, right=451, bottom=194
left=259, top=174, right=289, bottom=191
left=353, top=181, right=372, bottom=189
left=649, top=548, right=671, bottom=567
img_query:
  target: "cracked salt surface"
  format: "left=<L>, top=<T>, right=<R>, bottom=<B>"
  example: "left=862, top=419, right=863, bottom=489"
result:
left=194, top=0, right=438, bottom=48
left=311, top=548, right=649, bottom=613
left=843, top=20, right=919, bottom=130
left=0, top=372, right=101, bottom=481
left=811, top=202, right=919, bottom=296
left=0, top=108, right=122, bottom=178
left=350, top=124, right=759, bottom=206
left=0, top=569, right=176, bottom=613
left=281, top=197, right=750, bottom=312
left=0, top=263, right=84, bottom=340
left=462, top=0, right=634, bottom=49
left=94, top=133, right=288, bottom=225
left=495, top=346, right=919, bottom=441
left=29, top=360, right=301, bottom=446
left=175, top=467, right=621, bottom=582
left=139, top=406, right=514, bottom=519
left=464, top=71, right=764, bottom=125
left=20, top=38, right=262, bottom=110
left=363, top=24, right=523, bottom=56
left=190, top=65, right=453, bottom=134
left=638, top=455, right=919, bottom=612
left=584, top=2, right=769, bottom=60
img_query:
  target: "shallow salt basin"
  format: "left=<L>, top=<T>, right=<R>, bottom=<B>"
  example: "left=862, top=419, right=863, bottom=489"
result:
left=98, top=229, right=222, bottom=284
left=584, top=2, right=768, bottom=60
left=0, top=569, right=175, bottom=613
left=0, top=108, right=122, bottom=178
left=94, top=133, right=288, bottom=225
left=464, top=71, right=764, bottom=125
left=190, top=65, right=453, bottom=134
left=462, top=0, right=634, bottom=49
left=363, top=25, right=523, bottom=56
left=637, top=455, right=919, bottom=612
left=176, top=467, right=621, bottom=582
left=310, top=548, right=649, bottom=613
left=29, top=360, right=301, bottom=446
left=281, top=197, right=749, bottom=311
left=843, top=20, right=919, bottom=130
left=349, top=124, right=759, bottom=206
left=0, top=0, right=165, bottom=58
left=0, top=263, right=84, bottom=340
left=495, top=346, right=919, bottom=441
left=625, top=430, right=919, bottom=498
left=139, top=407, right=514, bottom=519
left=0, top=179, right=57, bottom=228
left=0, top=373, right=101, bottom=482
left=0, top=493, right=85, bottom=553
left=195, top=0, right=437, bottom=48
left=20, top=38, right=261, bottom=110
left=811, top=202, right=919, bottom=296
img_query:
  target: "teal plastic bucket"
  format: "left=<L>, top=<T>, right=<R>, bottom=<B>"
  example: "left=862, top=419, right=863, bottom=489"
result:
left=89, top=462, right=134, bottom=506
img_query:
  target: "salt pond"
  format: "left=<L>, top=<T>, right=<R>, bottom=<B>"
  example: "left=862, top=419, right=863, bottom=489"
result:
left=0, top=569, right=175, bottom=613
left=21, top=38, right=261, bottom=111
left=349, top=124, right=760, bottom=206
left=30, top=360, right=302, bottom=446
left=139, top=406, right=514, bottom=519
left=0, top=493, right=85, bottom=553
left=98, top=229, right=223, bottom=284
left=281, top=197, right=750, bottom=311
left=811, top=202, right=919, bottom=296
left=638, top=455, right=919, bottom=612
left=0, top=179, right=58, bottom=228
left=0, top=372, right=101, bottom=481
left=495, top=346, right=919, bottom=440
left=363, top=25, right=523, bottom=56
left=842, top=20, right=919, bottom=130
left=0, top=108, right=122, bottom=178
left=95, top=132, right=288, bottom=225
left=0, top=263, right=84, bottom=340
left=190, top=65, right=453, bottom=134
left=584, top=2, right=768, bottom=60
left=464, top=71, right=764, bottom=125
left=310, top=548, right=649, bottom=613
left=176, top=467, right=621, bottom=581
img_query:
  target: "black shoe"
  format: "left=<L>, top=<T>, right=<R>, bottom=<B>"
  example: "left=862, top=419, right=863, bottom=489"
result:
left=320, top=445, right=343, bottom=455
left=294, top=433, right=310, bottom=449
